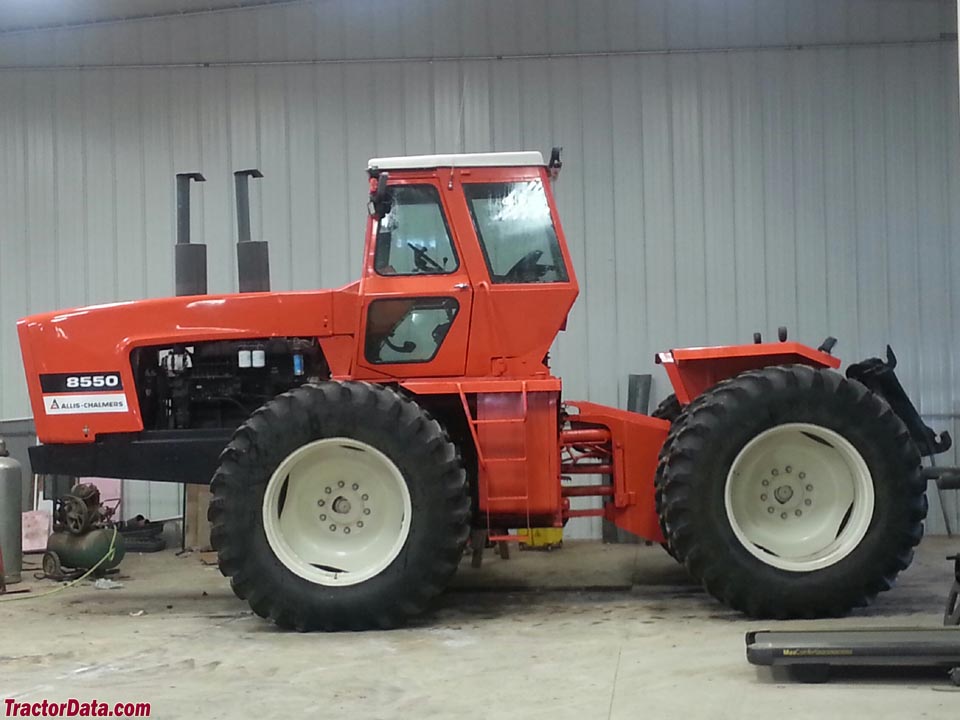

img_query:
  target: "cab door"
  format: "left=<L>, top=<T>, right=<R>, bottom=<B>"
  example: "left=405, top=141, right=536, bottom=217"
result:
left=355, top=178, right=474, bottom=379
left=452, top=167, right=579, bottom=377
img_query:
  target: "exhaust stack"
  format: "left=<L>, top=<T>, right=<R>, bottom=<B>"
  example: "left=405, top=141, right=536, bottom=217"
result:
left=234, top=169, right=270, bottom=293
left=174, top=172, right=207, bottom=297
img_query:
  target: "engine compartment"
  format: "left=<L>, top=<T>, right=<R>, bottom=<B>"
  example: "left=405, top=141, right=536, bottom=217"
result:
left=132, top=338, right=327, bottom=431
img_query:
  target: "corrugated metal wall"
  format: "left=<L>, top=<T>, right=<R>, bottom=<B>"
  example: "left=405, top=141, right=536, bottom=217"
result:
left=0, top=0, right=957, bottom=532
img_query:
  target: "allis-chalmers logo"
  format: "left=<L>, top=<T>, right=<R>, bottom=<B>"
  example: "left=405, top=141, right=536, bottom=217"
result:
left=39, top=372, right=129, bottom=416
left=42, top=394, right=128, bottom=416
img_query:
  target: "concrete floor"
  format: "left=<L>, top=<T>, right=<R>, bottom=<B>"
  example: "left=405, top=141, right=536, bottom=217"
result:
left=1, top=536, right=958, bottom=719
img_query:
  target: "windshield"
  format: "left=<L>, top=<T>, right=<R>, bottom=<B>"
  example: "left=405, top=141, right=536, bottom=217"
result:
left=373, top=185, right=457, bottom=275
left=463, top=180, right=568, bottom=284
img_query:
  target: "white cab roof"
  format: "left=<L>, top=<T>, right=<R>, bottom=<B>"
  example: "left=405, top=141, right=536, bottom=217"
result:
left=368, top=151, right=544, bottom=171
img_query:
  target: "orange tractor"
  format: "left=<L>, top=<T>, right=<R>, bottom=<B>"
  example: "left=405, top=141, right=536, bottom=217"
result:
left=17, top=150, right=950, bottom=630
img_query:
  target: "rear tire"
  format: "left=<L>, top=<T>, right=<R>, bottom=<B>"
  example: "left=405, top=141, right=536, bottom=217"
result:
left=208, top=381, right=470, bottom=631
left=652, top=394, right=683, bottom=560
left=659, top=365, right=925, bottom=618
left=651, top=394, right=681, bottom=424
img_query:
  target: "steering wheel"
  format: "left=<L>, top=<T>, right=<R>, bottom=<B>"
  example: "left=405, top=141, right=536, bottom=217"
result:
left=407, top=242, right=444, bottom=272
left=504, top=249, right=546, bottom=282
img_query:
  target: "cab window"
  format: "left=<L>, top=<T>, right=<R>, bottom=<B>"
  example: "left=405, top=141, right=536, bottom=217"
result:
left=463, top=180, right=569, bottom=284
left=365, top=297, right=459, bottom=364
left=374, top=185, right=458, bottom=276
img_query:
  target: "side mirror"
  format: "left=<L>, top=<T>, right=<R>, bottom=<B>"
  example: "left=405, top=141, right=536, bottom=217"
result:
left=548, top=146, right=563, bottom=181
left=368, top=171, right=392, bottom=219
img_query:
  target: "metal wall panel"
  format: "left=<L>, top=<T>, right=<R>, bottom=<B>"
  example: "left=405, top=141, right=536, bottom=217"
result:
left=0, top=0, right=954, bottom=67
left=0, top=0, right=957, bottom=533
left=120, top=479, right=184, bottom=523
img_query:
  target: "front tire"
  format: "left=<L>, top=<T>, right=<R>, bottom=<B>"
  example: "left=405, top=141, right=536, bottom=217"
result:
left=659, top=365, right=925, bottom=618
left=208, top=381, right=470, bottom=631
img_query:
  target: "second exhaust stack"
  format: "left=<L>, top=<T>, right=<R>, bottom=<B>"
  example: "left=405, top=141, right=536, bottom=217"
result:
left=234, top=169, right=270, bottom=293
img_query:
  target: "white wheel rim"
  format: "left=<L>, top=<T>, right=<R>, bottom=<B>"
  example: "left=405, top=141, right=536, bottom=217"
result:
left=724, top=423, right=875, bottom=572
left=262, top=437, right=411, bottom=587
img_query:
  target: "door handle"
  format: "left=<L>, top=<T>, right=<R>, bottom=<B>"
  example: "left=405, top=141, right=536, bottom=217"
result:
left=453, top=283, right=470, bottom=291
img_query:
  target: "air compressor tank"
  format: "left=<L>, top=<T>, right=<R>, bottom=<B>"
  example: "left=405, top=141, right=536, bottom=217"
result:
left=46, top=528, right=125, bottom=574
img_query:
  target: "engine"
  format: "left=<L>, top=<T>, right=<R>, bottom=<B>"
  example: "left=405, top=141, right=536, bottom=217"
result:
left=132, top=338, right=327, bottom=431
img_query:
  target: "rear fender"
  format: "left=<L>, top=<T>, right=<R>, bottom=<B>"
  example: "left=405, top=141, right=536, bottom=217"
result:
left=658, top=341, right=840, bottom=405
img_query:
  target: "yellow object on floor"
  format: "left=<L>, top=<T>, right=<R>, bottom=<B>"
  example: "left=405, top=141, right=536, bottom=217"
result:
left=517, top=527, right=563, bottom=550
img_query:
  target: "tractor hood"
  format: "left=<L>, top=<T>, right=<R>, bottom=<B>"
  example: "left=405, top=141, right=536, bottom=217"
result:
left=18, top=287, right=358, bottom=443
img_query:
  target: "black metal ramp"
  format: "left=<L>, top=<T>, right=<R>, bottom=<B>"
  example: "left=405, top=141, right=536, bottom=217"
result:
left=746, top=627, right=960, bottom=683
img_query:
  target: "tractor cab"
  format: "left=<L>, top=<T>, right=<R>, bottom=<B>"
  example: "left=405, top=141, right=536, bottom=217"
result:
left=355, top=151, right=579, bottom=381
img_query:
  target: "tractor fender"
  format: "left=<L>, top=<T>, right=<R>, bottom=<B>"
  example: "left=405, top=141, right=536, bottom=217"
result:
left=657, top=341, right=840, bottom=405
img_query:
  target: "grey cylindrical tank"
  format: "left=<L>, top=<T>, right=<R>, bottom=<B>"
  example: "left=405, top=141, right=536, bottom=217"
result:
left=0, top=438, right=23, bottom=585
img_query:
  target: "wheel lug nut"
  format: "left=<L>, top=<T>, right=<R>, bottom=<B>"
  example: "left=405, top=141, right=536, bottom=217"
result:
left=771, top=469, right=779, bottom=476
left=795, top=509, right=802, bottom=516
left=319, top=514, right=326, bottom=521
left=761, top=479, right=770, bottom=487
left=760, top=494, right=767, bottom=501
left=806, top=484, right=813, bottom=492
left=768, top=507, right=775, bottom=514
left=325, top=487, right=332, bottom=494
left=352, top=483, right=359, bottom=490
left=363, top=508, right=371, bottom=515
left=805, top=499, right=812, bottom=506
left=329, top=524, right=337, bottom=531
left=362, top=494, right=369, bottom=501
left=357, top=521, right=364, bottom=528
left=338, top=481, right=345, bottom=488
left=317, top=499, right=324, bottom=507
left=798, top=472, right=806, bottom=479
left=344, top=527, right=351, bottom=534
left=780, top=512, right=787, bottom=519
